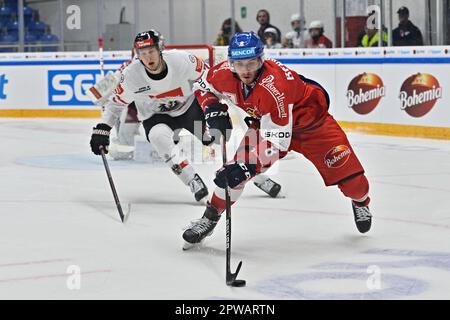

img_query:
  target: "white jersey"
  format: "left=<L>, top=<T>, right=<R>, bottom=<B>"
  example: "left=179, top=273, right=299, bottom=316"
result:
left=101, top=49, right=206, bottom=127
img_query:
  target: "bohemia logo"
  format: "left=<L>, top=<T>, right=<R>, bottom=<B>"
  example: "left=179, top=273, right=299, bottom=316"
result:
left=346, top=73, right=385, bottom=115
left=324, top=145, right=352, bottom=169
left=399, top=73, right=442, bottom=117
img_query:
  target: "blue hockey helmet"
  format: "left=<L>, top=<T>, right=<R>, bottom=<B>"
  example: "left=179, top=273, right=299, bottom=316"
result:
left=228, top=32, right=264, bottom=61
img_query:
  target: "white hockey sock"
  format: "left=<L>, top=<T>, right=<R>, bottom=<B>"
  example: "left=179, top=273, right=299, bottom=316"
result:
left=148, top=123, right=196, bottom=185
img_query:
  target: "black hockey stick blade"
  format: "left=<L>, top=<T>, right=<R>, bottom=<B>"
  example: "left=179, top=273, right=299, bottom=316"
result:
left=227, top=261, right=246, bottom=287
left=99, top=147, right=125, bottom=223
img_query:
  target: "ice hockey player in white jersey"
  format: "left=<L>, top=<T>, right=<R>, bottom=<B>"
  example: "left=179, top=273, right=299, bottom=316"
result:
left=89, top=29, right=212, bottom=202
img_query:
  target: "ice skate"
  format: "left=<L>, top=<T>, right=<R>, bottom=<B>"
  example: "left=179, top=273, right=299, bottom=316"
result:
left=352, top=200, right=372, bottom=233
left=108, top=139, right=134, bottom=160
left=182, top=204, right=221, bottom=250
left=254, top=178, right=282, bottom=198
left=188, top=174, right=209, bottom=202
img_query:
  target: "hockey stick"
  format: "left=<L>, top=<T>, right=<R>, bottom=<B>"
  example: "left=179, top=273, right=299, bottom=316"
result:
left=221, top=137, right=246, bottom=287
left=99, top=146, right=130, bottom=223
left=98, top=37, right=105, bottom=78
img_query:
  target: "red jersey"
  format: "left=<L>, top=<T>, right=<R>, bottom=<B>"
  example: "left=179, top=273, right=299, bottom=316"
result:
left=195, top=59, right=329, bottom=154
left=305, top=35, right=333, bottom=48
left=196, top=59, right=368, bottom=214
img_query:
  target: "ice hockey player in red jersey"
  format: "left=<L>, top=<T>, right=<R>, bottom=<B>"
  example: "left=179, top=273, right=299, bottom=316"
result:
left=183, top=32, right=372, bottom=247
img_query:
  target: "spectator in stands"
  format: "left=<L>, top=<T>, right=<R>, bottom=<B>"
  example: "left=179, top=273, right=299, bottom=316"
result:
left=256, top=9, right=281, bottom=44
left=214, top=18, right=243, bottom=46
left=263, top=27, right=282, bottom=49
left=282, top=13, right=308, bottom=48
left=305, top=20, right=332, bottom=48
left=393, top=6, right=424, bottom=46
left=357, top=25, right=388, bottom=47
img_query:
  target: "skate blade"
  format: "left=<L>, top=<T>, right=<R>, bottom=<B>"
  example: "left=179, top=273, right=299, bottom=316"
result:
left=182, top=240, right=203, bottom=251
left=274, top=191, right=286, bottom=199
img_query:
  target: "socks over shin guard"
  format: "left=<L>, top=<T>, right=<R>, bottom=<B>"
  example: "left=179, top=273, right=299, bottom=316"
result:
left=338, top=174, right=370, bottom=205
left=209, top=186, right=245, bottom=214
left=148, top=124, right=197, bottom=185
left=170, top=160, right=196, bottom=185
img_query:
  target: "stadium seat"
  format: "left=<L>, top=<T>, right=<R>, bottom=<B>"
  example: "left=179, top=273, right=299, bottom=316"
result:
left=6, top=19, right=18, bottom=36
left=28, top=20, right=46, bottom=36
left=3, top=1, right=18, bottom=10
left=23, top=6, right=34, bottom=26
left=0, top=6, right=13, bottom=23
left=25, top=33, right=38, bottom=51
left=40, top=33, right=59, bottom=52
left=0, top=33, right=18, bottom=52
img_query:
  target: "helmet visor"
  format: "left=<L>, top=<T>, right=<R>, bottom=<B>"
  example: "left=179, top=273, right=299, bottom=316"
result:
left=135, top=46, right=159, bottom=57
left=230, top=58, right=263, bottom=73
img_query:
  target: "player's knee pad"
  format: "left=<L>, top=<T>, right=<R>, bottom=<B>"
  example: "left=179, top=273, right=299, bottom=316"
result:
left=147, top=124, right=175, bottom=158
left=338, top=174, right=370, bottom=202
left=117, top=122, right=141, bottom=146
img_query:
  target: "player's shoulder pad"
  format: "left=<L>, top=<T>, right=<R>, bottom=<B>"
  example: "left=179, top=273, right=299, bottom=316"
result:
left=120, top=59, right=140, bottom=77
left=166, top=49, right=205, bottom=73
left=114, top=59, right=142, bottom=94
left=163, top=49, right=194, bottom=64
left=263, top=59, right=297, bottom=83
left=162, top=48, right=182, bottom=59
left=207, top=60, right=232, bottom=81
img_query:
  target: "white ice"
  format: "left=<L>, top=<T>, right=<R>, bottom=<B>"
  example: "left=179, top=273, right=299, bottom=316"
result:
left=1, top=118, right=450, bottom=299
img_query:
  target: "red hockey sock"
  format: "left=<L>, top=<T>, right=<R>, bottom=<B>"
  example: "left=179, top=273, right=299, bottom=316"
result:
left=210, top=193, right=228, bottom=214
left=338, top=174, right=370, bottom=205
left=209, top=186, right=244, bottom=214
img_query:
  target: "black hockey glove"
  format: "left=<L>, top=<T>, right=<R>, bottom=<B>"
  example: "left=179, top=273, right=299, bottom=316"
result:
left=214, top=161, right=257, bottom=189
left=90, top=123, right=112, bottom=155
left=204, top=102, right=232, bottom=144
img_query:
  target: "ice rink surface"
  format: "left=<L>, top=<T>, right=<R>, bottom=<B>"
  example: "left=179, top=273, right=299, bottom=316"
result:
left=1, top=118, right=449, bottom=300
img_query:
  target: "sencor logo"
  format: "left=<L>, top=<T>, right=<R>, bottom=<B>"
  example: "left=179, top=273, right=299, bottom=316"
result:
left=399, top=73, right=442, bottom=118
left=230, top=48, right=255, bottom=58
left=324, top=145, right=352, bottom=169
left=48, top=70, right=111, bottom=106
left=347, top=73, right=385, bottom=115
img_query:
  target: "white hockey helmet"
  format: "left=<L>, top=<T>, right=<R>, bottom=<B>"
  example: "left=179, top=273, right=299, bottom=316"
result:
left=290, top=13, right=305, bottom=23
left=309, top=20, right=324, bottom=30
left=263, top=27, right=278, bottom=35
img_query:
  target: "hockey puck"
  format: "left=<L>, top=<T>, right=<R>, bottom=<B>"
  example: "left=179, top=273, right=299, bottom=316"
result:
left=229, top=279, right=246, bottom=287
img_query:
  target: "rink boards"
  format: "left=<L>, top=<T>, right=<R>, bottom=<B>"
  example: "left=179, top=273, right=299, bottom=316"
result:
left=0, top=46, right=449, bottom=139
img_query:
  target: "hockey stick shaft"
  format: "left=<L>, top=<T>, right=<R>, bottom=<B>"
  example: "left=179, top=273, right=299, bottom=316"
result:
left=98, top=37, right=105, bottom=78
left=100, top=147, right=125, bottom=222
left=221, top=138, right=232, bottom=275
left=221, top=137, right=244, bottom=285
